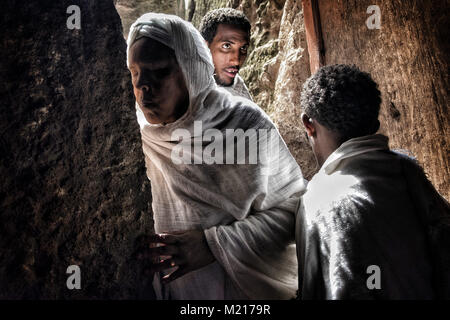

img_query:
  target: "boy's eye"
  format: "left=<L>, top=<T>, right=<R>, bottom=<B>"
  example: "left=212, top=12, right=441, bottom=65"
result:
left=240, top=46, right=248, bottom=54
left=221, top=43, right=231, bottom=49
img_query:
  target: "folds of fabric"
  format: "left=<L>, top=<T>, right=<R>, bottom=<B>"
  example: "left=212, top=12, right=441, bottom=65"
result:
left=219, top=74, right=253, bottom=102
left=296, top=134, right=449, bottom=299
left=127, top=13, right=307, bottom=299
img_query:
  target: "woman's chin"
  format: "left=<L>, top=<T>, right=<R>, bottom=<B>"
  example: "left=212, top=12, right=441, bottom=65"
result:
left=144, top=114, right=162, bottom=125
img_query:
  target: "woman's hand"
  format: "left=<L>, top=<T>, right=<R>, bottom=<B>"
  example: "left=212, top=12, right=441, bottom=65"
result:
left=136, top=230, right=216, bottom=284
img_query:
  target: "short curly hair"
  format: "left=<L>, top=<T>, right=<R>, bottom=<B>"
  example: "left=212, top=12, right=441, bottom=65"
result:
left=301, top=64, right=382, bottom=140
left=199, top=8, right=251, bottom=43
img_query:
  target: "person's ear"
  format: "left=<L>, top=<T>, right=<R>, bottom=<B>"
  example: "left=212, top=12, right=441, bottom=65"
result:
left=301, top=113, right=316, bottom=137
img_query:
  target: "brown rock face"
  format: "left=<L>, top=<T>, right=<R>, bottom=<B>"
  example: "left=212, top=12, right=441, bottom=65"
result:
left=318, top=0, right=449, bottom=199
left=114, top=0, right=182, bottom=39
left=0, top=0, right=154, bottom=299
left=267, top=0, right=317, bottom=180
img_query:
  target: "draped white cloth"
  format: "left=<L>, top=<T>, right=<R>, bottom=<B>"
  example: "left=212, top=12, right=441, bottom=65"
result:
left=219, top=74, right=253, bottom=101
left=127, top=13, right=306, bottom=300
left=296, top=134, right=450, bottom=299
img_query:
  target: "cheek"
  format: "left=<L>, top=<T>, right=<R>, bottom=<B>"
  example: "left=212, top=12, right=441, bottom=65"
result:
left=211, top=51, right=225, bottom=69
left=172, top=76, right=187, bottom=102
left=159, top=76, right=186, bottom=109
left=132, top=86, right=140, bottom=99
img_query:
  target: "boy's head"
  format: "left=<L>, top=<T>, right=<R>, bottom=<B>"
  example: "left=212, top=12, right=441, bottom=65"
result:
left=301, top=64, right=382, bottom=165
left=200, top=8, right=251, bottom=86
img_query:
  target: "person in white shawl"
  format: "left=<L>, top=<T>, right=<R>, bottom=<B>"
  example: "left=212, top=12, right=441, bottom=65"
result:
left=296, top=64, right=450, bottom=299
left=126, top=13, right=306, bottom=300
left=199, top=8, right=253, bottom=101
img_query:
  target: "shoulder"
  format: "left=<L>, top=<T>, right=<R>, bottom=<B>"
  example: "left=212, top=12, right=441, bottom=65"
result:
left=209, top=88, right=275, bottom=130
left=302, top=171, right=373, bottom=231
left=232, top=74, right=253, bottom=101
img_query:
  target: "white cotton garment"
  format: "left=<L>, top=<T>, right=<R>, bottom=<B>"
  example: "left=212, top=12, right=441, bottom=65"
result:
left=218, top=74, right=253, bottom=102
left=127, top=13, right=307, bottom=300
left=296, top=134, right=450, bottom=299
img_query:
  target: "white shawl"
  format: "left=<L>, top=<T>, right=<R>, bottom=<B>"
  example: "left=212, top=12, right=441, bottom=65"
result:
left=127, top=13, right=306, bottom=300
left=219, top=74, right=253, bottom=101
left=296, top=134, right=450, bottom=299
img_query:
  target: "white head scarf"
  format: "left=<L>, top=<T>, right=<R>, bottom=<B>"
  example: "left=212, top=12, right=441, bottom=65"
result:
left=127, top=13, right=219, bottom=136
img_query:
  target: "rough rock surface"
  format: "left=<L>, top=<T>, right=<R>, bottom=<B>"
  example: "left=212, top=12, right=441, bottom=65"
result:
left=114, top=0, right=184, bottom=39
left=265, top=0, right=316, bottom=180
left=0, top=0, right=154, bottom=299
left=318, top=0, right=449, bottom=198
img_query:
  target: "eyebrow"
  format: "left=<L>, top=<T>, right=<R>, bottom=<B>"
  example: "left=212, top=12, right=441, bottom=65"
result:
left=129, top=59, right=171, bottom=69
left=217, top=35, right=249, bottom=44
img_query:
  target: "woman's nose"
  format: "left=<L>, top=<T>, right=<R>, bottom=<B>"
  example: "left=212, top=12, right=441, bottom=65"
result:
left=135, top=76, right=151, bottom=93
left=138, top=83, right=150, bottom=93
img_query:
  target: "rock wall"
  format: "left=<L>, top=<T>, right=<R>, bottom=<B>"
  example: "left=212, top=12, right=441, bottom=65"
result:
left=0, top=0, right=154, bottom=299
left=114, top=0, right=184, bottom=39
left=318, top=0, right=449, bottom=199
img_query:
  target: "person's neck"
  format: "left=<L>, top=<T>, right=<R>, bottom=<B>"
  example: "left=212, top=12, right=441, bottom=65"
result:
left=317, top=135, right=343, bottom=168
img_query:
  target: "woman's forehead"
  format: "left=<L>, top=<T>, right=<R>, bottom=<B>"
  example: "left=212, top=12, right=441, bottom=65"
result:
left=129, top=37, right=175, bottom=64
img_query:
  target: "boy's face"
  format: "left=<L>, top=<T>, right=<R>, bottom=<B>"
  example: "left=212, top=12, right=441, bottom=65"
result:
left=207, top=24, right=249, bottom=86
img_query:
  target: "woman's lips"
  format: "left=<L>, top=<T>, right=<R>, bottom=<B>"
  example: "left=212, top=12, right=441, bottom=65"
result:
left=141, top=103, right=160, bottom=118
left=141, top=101, right=157, bottom=110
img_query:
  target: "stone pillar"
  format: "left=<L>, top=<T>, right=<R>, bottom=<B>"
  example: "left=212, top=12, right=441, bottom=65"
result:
left=0, top=0, right=154, bottom=299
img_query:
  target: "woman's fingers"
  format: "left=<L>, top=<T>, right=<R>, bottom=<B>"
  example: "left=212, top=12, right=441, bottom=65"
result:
left=143, top=244, right=179, bottom=257
left=138, top=230, right=212, bottom=281
left=157, top=233, right=180, bottom=244
left=161, top=265, right=186, bottom=284
left=144, top=256, right=185, bottom=274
